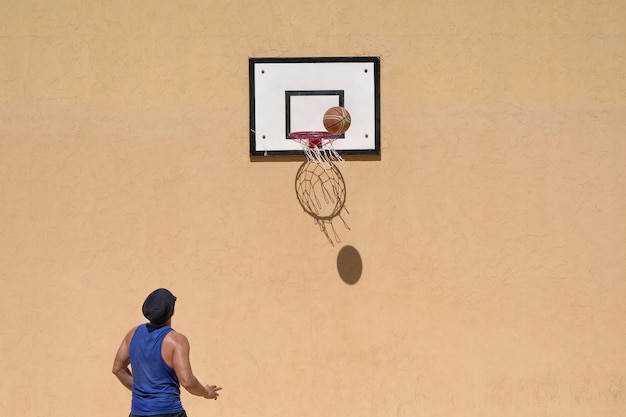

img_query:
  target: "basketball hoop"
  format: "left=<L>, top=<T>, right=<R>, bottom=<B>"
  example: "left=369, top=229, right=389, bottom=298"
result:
left=290, top=131, right=349, bottom=245
left=288, top=131, right=344, bottom=167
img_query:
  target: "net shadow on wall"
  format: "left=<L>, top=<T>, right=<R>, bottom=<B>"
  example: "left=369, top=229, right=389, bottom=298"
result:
left=294, top=160, right=349, bottom=245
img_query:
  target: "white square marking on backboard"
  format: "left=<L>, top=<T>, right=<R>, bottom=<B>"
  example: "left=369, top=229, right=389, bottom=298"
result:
left=290, top=95, right=339, bottom=132
left=249, top=57, right=380, bottom=157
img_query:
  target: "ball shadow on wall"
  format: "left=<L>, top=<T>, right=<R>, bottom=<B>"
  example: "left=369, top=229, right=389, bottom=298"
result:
left=337, top=245, right=363, bottom=285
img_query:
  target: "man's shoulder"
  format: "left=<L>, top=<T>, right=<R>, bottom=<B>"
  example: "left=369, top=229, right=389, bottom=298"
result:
left=164, top=329, right=189, bottom=345
left=125, top=325, right=141, bottom=342
left=162, top=329, right=190, bottom=361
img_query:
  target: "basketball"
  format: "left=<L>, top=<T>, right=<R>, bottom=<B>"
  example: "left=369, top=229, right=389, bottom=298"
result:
left=323, top=106, right=351, bottom=135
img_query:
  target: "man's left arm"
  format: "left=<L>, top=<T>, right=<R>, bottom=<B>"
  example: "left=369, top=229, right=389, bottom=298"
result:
left=112, top=327, right=136, bottom=391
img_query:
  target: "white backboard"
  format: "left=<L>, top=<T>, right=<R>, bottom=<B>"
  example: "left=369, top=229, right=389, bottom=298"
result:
left=249, top=57, right=380, bottom=157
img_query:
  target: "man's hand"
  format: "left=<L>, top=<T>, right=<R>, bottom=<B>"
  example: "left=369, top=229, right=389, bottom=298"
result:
left=204, top=385, right=222, bottom=400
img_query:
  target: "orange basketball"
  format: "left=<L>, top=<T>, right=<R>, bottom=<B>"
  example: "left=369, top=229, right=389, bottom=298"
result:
left=323, top=106, right=351, bottom=135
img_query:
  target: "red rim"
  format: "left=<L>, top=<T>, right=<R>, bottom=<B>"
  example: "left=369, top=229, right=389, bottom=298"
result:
left=288, top=131, right=340, bottom=149
left=288, top=131, right=340, bottom=139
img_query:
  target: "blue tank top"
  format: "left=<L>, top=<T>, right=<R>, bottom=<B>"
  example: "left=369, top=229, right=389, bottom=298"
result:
left=129, top=324, right=184, bottom=416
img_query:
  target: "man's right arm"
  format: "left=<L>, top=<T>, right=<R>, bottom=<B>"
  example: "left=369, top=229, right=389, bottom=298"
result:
left=166, top=332, right=222, bottom=399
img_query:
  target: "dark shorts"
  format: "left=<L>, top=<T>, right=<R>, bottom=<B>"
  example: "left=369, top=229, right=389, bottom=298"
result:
left=130, top=412, right=186, bottom=417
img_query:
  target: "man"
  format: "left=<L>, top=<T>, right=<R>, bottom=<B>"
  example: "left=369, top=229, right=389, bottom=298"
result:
left=113, top=288, right=222, bottom=417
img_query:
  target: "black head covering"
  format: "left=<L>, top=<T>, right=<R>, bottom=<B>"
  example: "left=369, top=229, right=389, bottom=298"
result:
left=142, top=288, right=177, bottom=325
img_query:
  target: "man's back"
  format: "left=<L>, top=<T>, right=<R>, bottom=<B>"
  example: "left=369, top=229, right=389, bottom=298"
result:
left=129, top=324, right=184, bottom=416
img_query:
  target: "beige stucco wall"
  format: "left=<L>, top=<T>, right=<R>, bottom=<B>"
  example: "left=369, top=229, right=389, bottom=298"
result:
left=1, top=1, right=625, bottom=416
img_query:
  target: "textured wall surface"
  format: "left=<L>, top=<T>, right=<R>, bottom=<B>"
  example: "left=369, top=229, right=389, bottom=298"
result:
left=1, top=1, right=625, bottom=416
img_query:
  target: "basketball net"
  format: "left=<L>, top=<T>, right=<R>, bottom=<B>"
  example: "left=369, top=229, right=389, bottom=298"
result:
left=289, top=131, right=350, bottom=245
left=288, top=131, right=344, bottom=168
